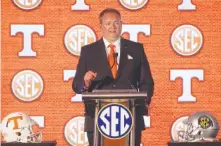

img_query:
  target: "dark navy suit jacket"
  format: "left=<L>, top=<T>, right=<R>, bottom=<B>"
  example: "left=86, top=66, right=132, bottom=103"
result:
left=72, top=37, right=154, bottom=131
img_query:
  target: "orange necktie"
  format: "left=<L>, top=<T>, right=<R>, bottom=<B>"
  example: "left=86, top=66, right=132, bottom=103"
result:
left=108, top=44, right=117, bottom=79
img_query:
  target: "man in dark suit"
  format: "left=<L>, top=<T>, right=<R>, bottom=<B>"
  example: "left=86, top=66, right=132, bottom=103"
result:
left=72, top=8, right=154, bottom=146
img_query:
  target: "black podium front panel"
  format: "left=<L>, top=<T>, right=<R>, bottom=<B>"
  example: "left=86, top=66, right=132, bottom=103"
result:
left=1, top=141, right=56, bottom=146
left=168, top=141, right=221, bottom=146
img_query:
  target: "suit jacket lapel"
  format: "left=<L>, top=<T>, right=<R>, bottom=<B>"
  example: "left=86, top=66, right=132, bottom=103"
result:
left=116, top=38, right=127, bottom=79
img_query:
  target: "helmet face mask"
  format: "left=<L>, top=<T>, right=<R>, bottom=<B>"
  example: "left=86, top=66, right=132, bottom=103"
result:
left=29, top=131, right=42, bottom=143
left=1, top=112, right=42, bottom=143
left=15, top=124, right=42, bottom=143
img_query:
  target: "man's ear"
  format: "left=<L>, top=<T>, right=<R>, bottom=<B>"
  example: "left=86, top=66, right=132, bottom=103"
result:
left=99, top=19, right=103, bottom=27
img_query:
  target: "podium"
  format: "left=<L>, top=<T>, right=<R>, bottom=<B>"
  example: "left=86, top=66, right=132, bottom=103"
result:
left=82, top=89, right=147, bottom=146
left=1, top=141, right=57, bottom=146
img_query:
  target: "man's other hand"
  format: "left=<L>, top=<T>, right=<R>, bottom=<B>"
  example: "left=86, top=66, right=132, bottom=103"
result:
left=84, top=71, right=97, bottom=88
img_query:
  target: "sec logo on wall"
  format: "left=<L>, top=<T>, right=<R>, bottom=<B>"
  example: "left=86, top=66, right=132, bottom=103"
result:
left=119, top=0, right=148, bottom=10
left=97, top=103, right=133, bottom=139
left=13, top=0, right=42, bottom=10
left=64, top=25, right=96, bottom=56
left=171, top=24, right=203, bottom=56
left=64, top=116, right=89, bottom=146
left=11, top=70, right=44, bottom=102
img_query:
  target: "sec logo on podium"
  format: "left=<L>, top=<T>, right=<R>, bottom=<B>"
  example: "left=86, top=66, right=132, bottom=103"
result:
left=96, top=103, right=133, bottom=139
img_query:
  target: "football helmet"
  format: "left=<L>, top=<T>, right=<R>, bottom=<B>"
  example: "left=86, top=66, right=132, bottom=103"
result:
left=1, top=112, right=42, bottom=143
left=178, top=112, right=219, bottom=142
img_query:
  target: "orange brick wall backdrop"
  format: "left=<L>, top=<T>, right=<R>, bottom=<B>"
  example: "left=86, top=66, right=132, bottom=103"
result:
left=1, top=0, right=221, bottom=146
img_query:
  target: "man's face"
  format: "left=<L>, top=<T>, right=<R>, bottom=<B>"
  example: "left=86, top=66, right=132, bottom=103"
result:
left=101, top=12, right=122, bottom=42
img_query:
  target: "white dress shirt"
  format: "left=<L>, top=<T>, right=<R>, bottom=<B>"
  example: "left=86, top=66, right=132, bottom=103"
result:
left=103, top=37, right=121, bottom=68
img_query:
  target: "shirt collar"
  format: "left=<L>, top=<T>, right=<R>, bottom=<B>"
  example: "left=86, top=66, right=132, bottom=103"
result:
left=103, top=37, right=121, bottom=48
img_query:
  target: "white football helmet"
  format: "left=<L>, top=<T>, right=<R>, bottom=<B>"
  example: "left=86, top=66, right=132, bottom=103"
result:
left=178, top=112, right=220, bottom=142
left=1, top=112, right=42, bottom=143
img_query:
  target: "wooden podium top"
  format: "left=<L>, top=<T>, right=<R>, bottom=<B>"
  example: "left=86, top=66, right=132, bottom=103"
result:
left=1, top=141, right=57, bottom=146
left=83, top=89, right=147, bottom=99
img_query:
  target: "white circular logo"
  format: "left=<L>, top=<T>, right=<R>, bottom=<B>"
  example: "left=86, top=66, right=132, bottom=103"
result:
left=64, top=25, right=96, bottom=56
left=97, top=103, right=133, bottom=139
left=13, top=0, right=42, bottom=10
left=64, top=116, right=88, bottom=146
left=11, top=70, right=44, bottom=102
left=119, top=0, right=148, bottom=10
left=171, top=25, right=203, bottom=56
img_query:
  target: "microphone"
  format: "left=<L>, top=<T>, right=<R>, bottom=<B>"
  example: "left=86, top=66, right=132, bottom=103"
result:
left=113, top=52, right=118, bottom=65
left=113, top=52, right=118, bottom=58
left=110, top=52, right=118, bottom=69
left=136, top=81, right=140, bottom=92
left=127, top=79, right=137, bottom=91
left=127, top=71, right=140, bottom=92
